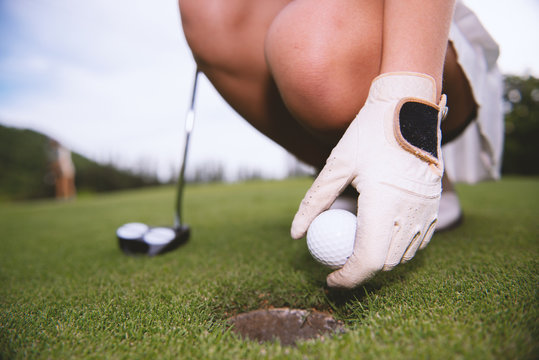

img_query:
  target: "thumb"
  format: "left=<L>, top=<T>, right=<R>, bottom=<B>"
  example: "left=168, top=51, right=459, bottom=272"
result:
left=291, top=153, right=353, bottom=239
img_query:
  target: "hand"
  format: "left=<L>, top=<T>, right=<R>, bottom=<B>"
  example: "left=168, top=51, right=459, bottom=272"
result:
left=291, top=72, right=447, bottom=288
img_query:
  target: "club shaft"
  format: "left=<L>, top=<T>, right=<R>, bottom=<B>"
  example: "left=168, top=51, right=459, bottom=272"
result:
left=175, top=69, right=200, bottom=228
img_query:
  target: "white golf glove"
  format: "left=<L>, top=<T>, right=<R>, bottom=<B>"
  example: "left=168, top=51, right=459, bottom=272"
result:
left=291, top=72, right=447, bottom=288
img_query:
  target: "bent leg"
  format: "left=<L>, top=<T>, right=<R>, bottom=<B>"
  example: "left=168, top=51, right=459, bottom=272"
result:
left=441, top=43, right=478, bottom=143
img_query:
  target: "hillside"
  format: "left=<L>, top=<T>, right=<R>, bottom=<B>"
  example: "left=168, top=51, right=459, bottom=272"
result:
left=0, top=124, right=160, bottom=201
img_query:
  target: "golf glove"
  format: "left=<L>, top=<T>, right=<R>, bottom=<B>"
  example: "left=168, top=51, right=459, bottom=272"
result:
left=291, top=72, right=447, bottom=289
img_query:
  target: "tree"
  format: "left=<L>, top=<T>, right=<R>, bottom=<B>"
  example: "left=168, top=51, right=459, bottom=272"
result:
left=502, top=75, right=539, bottom=175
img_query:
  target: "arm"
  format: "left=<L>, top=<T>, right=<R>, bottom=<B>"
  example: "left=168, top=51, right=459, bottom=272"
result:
left=291, top=0, right=455, bottom=288
left=382, top=0, right=455, bottom=97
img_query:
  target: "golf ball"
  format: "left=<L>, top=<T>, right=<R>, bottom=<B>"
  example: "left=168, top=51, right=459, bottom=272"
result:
left=116, top=222, right=149, bottom=240
left=306, top=209, right=356, bottom=269
left=143, top=227, right=176, bottom=245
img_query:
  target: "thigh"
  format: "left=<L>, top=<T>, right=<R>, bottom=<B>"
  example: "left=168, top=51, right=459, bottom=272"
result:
left=441, top=43, right=478, bottom=144
left=180, top=0, right=287, bottom=76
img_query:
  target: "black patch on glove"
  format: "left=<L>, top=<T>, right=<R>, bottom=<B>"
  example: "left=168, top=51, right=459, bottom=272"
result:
left=399, top=101, right=439, bottom=159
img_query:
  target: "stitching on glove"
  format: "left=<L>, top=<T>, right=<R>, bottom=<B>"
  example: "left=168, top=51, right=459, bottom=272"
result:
left=393, top=98, right=441, bottom=165
left=419, top=219, right=438, bottom=250
left=380, top=182, right=441, bottom=199
left=381, top=219, right=402, bottom=271
left=401, top=230, right=422, bottom=262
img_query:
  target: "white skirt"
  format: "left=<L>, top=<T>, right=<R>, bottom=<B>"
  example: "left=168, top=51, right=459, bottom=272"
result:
left=443, top=0, right=505, bottom=183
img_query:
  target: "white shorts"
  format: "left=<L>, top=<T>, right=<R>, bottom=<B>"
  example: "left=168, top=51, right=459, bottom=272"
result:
left=443, top=0, right=505, bottom=183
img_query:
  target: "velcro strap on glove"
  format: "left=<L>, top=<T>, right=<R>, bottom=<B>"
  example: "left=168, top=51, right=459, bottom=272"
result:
left=394, top=95, right=447, bottom=166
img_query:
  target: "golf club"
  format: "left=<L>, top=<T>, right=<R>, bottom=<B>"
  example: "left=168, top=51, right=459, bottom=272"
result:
left=117, top=69, right=200, bottom=256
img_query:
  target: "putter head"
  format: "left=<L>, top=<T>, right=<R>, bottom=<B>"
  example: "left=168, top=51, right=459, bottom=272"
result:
left=117, top=222, right=190, bottom=256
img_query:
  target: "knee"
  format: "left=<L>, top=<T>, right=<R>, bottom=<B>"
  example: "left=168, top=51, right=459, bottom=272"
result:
left=265, top=10, right=349, bottom=134
left=265, top=1, right=382, bottom=143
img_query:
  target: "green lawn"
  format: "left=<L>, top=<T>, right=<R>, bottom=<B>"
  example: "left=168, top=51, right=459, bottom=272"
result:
left=1, top=177, right=538, bottom=359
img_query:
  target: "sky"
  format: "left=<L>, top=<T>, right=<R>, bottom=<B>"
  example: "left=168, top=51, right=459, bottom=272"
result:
left=1, top=0, right=538, bottom=182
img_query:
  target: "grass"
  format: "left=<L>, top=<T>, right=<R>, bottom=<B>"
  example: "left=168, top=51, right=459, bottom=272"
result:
left=1, top=177, right=538, bottom=359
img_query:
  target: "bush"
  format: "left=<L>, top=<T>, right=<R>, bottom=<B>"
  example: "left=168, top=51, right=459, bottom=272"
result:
left=0, top=125, right=161, bottom=201
left=502, top=75, right=539, bottom=175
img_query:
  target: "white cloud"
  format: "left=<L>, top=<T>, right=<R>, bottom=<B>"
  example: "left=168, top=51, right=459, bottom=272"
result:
left=2, top=0, right=187, bottom=71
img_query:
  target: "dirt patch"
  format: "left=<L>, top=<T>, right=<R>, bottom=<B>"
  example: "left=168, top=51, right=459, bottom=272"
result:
left=227, top=308, right=345, bottom=346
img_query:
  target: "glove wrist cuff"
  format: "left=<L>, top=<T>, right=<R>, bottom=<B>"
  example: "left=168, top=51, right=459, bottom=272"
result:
left=370, top=72, right=438, bottom=103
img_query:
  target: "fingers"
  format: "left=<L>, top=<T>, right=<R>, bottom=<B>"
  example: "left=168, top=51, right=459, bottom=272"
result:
left=383, top=227, right=421, bottom=270
left=290, top=153, right=353, bottom=239
left=418, top=219, right=437, bottom=250
left=384, top=193, right=439, bottom=268
left=400, top=230, right=424, bottom=264
left=326, top=187, right=439, bottom=289
left=327, top=188, right=395, bottom=288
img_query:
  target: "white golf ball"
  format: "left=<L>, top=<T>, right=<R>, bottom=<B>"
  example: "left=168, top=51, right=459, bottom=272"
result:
left=116, top=222, right=149, bottom=240
left=143, top=227, right=176, bottom=245
left=306, top=209, right=356, bottom=269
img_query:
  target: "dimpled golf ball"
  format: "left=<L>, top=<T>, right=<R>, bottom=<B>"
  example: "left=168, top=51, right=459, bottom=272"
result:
left=306, top=209, right=357, bottom=269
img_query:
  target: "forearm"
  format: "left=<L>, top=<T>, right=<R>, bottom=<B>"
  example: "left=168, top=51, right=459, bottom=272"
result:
left=381, top=0, right=455, bottom=98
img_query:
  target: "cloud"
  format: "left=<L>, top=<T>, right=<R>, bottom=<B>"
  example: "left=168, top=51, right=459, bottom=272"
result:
left=1, top=0, right=188, bottom=71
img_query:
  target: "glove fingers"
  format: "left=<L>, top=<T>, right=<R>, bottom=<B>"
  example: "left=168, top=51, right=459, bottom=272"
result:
left=400, top=231, right=424, bottom=264
left=327, top=189, right=395, bottom=288
left=291, top=155, right=353, bottom=239
left=418, top=219, right=437, bottom=250
left=400, top=219, right=437, bottom=264
left=384, top=226, right=421, bottom=270
left=326, top=187, right=439, bottom=288
left=386, top=208, right=438, bottom=268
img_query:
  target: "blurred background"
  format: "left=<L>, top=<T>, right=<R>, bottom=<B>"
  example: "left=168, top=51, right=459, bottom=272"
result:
left=1, top=0, right=538, bottom=200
